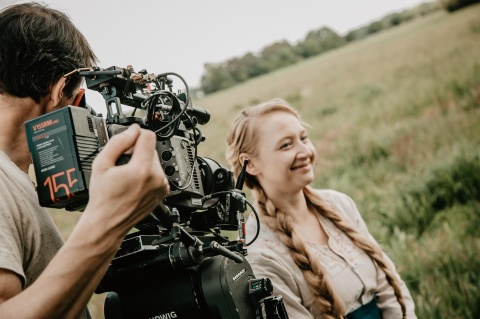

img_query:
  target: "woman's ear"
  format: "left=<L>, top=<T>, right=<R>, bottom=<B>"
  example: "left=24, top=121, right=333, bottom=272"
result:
left=239, top=153, right=259, bottom=176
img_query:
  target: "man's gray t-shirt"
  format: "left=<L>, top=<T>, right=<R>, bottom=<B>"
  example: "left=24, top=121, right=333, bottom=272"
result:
left=0, top=150, right=63, bottom=287
left=0, top=151, right=91, bottom=318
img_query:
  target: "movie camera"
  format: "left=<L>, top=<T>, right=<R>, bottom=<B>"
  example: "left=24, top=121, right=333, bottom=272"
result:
left=25, top=66, right=289, bottom=319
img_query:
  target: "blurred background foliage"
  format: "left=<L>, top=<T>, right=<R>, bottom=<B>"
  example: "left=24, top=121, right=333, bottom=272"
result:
left=192, top=3, right=480, bottom=318
left=198, top=1, right=444, bottom=94
left=49, top=1, right=480, bottom=318
left=199, top=0, right=480, bottom=96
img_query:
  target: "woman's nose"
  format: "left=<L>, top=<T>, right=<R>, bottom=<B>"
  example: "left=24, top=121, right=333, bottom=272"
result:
left=297, top=141, right=313, bottom=158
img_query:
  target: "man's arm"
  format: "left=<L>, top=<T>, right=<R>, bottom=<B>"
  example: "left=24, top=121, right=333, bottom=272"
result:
left=0, top=270, right=22, bottom=305
left=0, top=124, right=170, bottom=318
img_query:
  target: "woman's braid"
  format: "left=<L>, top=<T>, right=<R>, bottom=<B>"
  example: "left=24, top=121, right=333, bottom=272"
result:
left=304, top=187, right=407, bottom=319
left=254, top=187, right=344, bottom=319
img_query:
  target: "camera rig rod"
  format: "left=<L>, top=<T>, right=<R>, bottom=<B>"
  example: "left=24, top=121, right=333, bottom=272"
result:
left=153, top=205, right=243, bottom=269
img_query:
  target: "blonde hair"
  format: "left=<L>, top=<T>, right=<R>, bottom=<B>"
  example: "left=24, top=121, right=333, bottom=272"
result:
left=226, top=98, right=406, bottom=319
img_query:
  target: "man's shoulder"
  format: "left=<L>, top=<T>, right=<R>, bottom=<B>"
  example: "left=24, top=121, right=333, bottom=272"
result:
left=0, top=155, right=34, bottom=207
left=0, top=151, right=29, bottom=186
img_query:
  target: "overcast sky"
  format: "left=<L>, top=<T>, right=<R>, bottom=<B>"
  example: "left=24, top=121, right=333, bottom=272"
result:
left=1, top=0, right=428, bottom=85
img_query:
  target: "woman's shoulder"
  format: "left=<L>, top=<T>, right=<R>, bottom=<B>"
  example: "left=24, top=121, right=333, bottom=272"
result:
left=315, top=189, right=357, bottom=210
left=245, top=217, right=290, bottom=257
left=313, top=188, right=364, bottom=228
left=314, top=188, right=354, bottom=203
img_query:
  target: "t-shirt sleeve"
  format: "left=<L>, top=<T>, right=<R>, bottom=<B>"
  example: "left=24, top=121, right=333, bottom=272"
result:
left=0, top=178, right=27, bottom=285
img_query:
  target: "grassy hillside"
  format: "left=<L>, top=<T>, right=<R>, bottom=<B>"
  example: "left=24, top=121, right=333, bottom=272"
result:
left=49, top=4, right=480, bottom=318
left=193, top=5, right=480, bottom=318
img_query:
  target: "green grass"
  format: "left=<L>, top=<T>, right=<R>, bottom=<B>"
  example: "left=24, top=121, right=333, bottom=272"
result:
left=193, top=5, right=480, bottom=319
left=47, top=4, right=480, bottom=318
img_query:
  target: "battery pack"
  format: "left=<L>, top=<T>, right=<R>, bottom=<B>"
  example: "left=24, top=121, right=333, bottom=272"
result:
left=25, top=106, right=108, bottom=211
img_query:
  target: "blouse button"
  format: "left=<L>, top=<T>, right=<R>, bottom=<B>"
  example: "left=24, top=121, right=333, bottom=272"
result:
left=352, top=262, right=358, bottom=269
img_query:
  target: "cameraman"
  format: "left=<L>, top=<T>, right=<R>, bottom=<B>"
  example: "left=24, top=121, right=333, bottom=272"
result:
left=0, top=3, right=169, bottom=318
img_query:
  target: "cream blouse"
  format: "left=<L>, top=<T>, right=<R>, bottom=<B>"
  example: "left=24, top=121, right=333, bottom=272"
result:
left=245, top=189, right=417, bottom=319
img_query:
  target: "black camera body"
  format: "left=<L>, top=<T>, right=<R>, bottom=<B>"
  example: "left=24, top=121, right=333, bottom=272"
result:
left=25, top=66, right=289, bottom=319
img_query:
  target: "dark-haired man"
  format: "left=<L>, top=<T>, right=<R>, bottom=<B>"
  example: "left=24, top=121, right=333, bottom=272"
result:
left=0, top=3, right=169, bottom=317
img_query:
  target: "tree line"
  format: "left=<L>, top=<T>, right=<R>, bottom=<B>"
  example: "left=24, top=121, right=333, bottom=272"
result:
left=199, top=0, right=474, bottom=95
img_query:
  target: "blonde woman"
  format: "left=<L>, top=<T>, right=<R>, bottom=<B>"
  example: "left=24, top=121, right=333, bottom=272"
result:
left=226, top=98, right=416, bottom=319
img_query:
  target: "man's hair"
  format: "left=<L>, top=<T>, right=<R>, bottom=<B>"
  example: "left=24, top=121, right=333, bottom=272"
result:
left=0, top=2, right=97, bottom=103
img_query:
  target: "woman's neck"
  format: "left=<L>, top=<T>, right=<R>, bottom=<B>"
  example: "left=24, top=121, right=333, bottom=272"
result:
left=265, top=188, right=311, bottom=223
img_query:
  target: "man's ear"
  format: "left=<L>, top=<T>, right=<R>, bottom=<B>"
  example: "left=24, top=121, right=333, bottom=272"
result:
left=47, top=77, right=67, bottom=108
left=239, top=153, right=259, bottom=176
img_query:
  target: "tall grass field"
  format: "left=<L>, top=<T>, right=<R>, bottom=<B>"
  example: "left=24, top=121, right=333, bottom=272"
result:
left=49, top=4, right=480, bottom=318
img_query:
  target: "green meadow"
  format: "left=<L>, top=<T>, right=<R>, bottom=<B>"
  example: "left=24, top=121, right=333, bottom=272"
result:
left=50, top=4, right=480, bottom=318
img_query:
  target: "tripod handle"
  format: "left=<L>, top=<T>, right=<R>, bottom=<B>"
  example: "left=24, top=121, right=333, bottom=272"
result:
left=201, top=241, right=243, bottom=263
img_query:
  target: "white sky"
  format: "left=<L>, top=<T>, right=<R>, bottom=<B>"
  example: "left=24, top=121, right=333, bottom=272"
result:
left=1, top=0, right=428, bottom=109
left=1, top=0, right=428, bottom=85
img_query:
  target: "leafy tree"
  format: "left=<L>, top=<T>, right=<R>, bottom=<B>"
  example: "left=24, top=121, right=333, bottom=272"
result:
left=441, top=0, right=480, bottom=11
left=345, top=26, right=370, bottom=42
left=296, top=27, right=345, bottom=58
left=416, top=2, right=441, bottom=15
left=382, top=13, right=403, bottom=27
left=200, top=62, right=237, bottom=94
left=367, top=21, right=383, bottom=34
left=200, top=1, right=442, bottom=94
left=225, top=52, right=269, bottom=83
left=240, top=52, right=269, bottom=78
left=225, top=57, right=249, bottom=83
left=260, top=40, right=300, bottom=71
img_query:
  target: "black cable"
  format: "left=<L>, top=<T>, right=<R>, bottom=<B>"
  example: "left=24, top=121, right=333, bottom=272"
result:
left=144, top=91, right=183, bottom=140
left=201, top=191, right=260, bottom=246
left=154, top=93, right=183, bottom=134
left=245, top=200, right=260, bottom=246
left=156, top=72, right=191, bottom=108
left=142, top=72, right=192, bottom=139
left=142, top=73, right=197, bottom=190
left=191, top=126, right=203, bottom=146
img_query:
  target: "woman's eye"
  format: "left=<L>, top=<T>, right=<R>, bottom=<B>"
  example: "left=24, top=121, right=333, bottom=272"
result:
left=301, top=136, right=309, bottom=142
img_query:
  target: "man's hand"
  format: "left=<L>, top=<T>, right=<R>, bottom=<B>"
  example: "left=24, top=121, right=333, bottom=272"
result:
left=0, top=124, right=170, bottom=319
left=84, top=124, right=170, bottom=237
